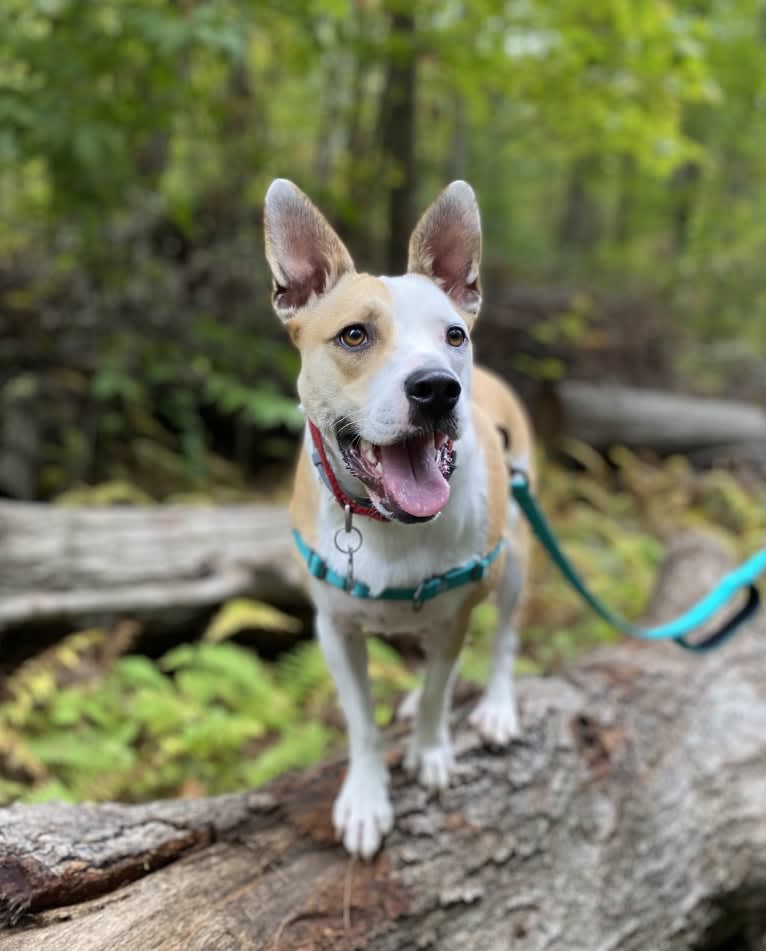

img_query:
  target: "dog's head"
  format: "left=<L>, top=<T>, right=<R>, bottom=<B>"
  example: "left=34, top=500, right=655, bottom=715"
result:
left=264, top=179, right=482, bottom=523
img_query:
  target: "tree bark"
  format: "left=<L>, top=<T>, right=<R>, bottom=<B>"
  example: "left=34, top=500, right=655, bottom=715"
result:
left=2, top=533, right=765, bottom=950
left=0, top=503, right=304, bottom=640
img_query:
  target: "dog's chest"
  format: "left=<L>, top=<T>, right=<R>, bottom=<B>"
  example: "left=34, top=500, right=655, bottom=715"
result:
left=316, top=579, right=475, bottom=637
left=310, top=475, right=493, bottom=636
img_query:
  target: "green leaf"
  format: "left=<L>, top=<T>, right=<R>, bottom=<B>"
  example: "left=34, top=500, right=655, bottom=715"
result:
left=203, top=599, right=302, bottom=643
left=244, top=722, right=334, bottom=786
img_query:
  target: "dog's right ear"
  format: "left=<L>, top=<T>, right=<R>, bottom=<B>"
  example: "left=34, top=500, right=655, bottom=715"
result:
left=408, top=181, right=482, bottom=317
left=263, top=179, right=355, bottom=321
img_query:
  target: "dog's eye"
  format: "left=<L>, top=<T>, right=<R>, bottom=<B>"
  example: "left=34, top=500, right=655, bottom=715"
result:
left=446, top=326, right=466, bottom=348
left=338, top=325, right=368, bottom=349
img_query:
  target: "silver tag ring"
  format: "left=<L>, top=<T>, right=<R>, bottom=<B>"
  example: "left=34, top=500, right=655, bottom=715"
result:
left=334, top=526, right=363, bottom=556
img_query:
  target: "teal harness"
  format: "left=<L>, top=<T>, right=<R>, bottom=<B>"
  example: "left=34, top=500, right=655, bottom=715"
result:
left=293, top=528, right=506, bottom=610
left=293, top=461, right=765, bottom=650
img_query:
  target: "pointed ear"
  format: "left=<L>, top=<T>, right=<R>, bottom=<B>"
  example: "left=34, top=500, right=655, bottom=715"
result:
left=263, top=179, right=355, bottom=321
left=408, top=181, right=482, bottom=316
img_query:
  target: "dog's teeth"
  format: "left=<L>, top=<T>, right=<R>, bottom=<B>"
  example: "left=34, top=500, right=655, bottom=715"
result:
left=360, top=439, right=377, bottom=465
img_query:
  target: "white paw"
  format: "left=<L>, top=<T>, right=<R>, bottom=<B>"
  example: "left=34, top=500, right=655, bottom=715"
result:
left=469, top=693, right=521, bottom=747
left=396, top=685, right=421, bottom=721
left=405, top=741, right=455, bottom=791
left=333, top=764, right=393, bottom=859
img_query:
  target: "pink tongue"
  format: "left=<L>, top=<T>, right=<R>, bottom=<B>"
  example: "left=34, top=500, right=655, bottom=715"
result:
left=379, top=435, right=450, bottom=518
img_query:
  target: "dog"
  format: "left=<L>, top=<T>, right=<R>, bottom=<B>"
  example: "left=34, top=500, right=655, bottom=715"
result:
left=263, top=179, right=534, bottom=858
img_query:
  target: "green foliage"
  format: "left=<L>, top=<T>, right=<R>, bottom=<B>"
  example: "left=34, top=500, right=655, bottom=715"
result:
left=3, top=0, right=766, bottom=357
left=83, top=321, right=302, bottom=493
left=0, top=625, right=415, bottom=804
left=0, top=636, right=327, bottom=803
left=203, top=599, right=303, bottom=643
left=0, top=0, right=249, bottom=219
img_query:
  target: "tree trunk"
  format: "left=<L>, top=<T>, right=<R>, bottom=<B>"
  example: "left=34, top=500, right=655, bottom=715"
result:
left=2, top=533, right=765, bottom=950
left=379, top=6, right=417, bottom=275
left=557, top=155, right=603, bottom=259
left=0, top=503, right=304, bottom=642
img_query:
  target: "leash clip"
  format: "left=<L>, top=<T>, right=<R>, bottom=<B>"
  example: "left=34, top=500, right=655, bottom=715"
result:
left=334, top=504, right=363, bottom=592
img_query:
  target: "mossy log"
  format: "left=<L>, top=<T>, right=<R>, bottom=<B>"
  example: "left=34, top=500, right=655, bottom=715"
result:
left=1, top=533, right=765, bottom=950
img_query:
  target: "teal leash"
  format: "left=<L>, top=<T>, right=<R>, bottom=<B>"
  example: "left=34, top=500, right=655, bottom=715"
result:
left=510, top=470, right=766, bottom=652
left=291, top=467, right=765, bottom=651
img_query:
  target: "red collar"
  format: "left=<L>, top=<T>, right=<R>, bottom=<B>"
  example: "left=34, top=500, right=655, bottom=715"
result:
left=308, top=420, right=389, bottom=522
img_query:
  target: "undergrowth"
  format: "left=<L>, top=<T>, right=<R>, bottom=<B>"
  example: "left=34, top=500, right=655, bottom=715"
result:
left=0, top=448, right=763, bottom=806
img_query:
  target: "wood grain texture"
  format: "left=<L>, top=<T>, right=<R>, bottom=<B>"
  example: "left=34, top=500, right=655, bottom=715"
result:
left=0, top=502, right=305, bottom=635
left=1, top=533, right=765, bottom=950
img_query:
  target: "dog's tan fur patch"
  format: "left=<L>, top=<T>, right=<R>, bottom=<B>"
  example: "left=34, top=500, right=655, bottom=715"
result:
left=287, top=274, right=398, bottom=420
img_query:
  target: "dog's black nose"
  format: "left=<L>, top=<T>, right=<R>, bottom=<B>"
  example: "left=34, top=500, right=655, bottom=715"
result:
left=405, top=369, right=461, bottom=418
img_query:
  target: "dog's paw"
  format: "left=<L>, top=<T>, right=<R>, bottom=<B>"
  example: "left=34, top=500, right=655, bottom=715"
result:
left=333, top=764, right=393, bottom=859
left=469, top=693, right=521, bottom=747
left=396, top=685, right=421, bottom=721
left=405, top=741, right=455, bottom=791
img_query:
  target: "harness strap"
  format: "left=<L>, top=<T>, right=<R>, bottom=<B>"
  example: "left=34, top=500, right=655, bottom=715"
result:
left=293, top=529, right=506, bottom=608
left=308, top=420, right=389, bottom=522
left=510, top=471, right=766, bottom=652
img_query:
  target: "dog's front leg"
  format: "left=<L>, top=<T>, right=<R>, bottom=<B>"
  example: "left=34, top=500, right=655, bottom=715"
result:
left=405, top=612, right=468, bottom=790
left=470, top=548, right=523, bottom=745
left=316, top=613, right=393, bottom=858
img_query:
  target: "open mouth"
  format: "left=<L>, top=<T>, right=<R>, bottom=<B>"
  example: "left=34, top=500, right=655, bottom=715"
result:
left=337, top=427, right=457, bottom=523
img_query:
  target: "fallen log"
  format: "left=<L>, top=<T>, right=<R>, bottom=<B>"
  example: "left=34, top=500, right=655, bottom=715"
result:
left=0, top=502, right=305, bottom=639
left=1, top=532, right=765, bottom=950
left=557, top=380, right=766, bottom=458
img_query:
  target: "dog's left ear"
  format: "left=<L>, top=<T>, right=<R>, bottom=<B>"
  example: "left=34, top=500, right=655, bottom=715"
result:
left=408, top=181, right=482, bottom=317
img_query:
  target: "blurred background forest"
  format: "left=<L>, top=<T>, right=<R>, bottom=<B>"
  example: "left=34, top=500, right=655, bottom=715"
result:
left=0, top=0, right=765, bottom=807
